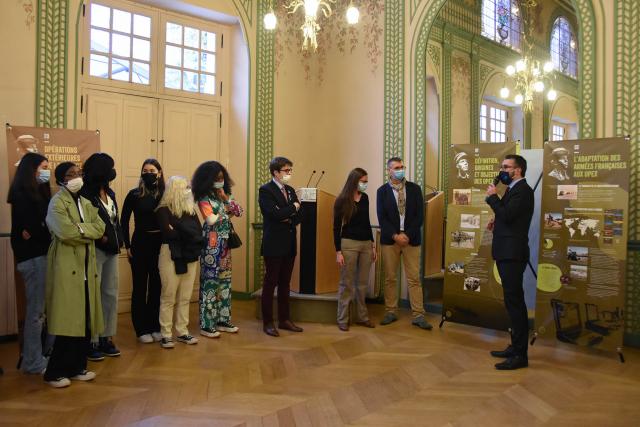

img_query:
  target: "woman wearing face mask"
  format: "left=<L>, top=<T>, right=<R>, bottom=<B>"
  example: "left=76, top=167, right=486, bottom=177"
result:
left=44, top=162, right=105, bottom=388
left=155, top=176, right=204, bottom=349
left=333, top=168, right=376, bottom=331
left=121, top=159, right=165, bottom=343
left=8, top=152, right=52, bottom=374
left=80, top=153, right=124, bottom=360
left=192, top=161, right=243, bottom=338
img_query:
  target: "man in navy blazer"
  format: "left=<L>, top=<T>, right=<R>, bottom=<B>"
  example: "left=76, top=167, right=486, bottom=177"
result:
left=376, top=157, right=432, bottom=330
left=486, top=154, right=534, bottom=370
left=258, top=157, right=304, bottom=337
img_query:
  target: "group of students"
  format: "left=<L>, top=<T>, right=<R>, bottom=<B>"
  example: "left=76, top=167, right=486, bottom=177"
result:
left=9, top=151, right=438, bottom=388
left=9, top=153, right=242, bottom=388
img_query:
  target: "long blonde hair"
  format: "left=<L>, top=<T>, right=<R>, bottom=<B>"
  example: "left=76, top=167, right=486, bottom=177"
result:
left=157, top=176, right=196, bottom=217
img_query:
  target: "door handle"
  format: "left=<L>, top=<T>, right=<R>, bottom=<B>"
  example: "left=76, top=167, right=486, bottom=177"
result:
left=159, top=139, right=165, bottom=143
left=151, top=139, right=156, bottom=142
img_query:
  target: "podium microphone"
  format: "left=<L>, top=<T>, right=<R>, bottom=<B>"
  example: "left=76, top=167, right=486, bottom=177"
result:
left=314, top=170, right=325, bottom=188
left=306, top=170, right=316, bottom=187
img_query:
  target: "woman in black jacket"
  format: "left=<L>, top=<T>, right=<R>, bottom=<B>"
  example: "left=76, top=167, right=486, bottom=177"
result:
left=80, top=153, right=124, bottom=360
left=155, top=176, right=203, bottom=349
left=120, top=159, right=165, bottom=343
left=8, top=152, right=52, bottom=374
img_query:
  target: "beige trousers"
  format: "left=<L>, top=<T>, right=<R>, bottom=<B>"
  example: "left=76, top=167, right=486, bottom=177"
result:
left=381, top=243, right=425, bottom=319
left=158, top=244, right=197, bottom=338
left=337, top=239, right=372, bottom=324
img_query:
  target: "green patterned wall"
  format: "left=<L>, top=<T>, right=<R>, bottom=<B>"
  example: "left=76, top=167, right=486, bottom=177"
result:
left=384, top=0, right=405, bottom=168
left=36, top=0, right=68, bottom=128
left=615, top=0, right=640, bottom=346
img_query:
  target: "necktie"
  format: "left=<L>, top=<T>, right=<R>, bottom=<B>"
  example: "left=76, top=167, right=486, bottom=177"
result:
left=281, top=186, right=288, bottom=202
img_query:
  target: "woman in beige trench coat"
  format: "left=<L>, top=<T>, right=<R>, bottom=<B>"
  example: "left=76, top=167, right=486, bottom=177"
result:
left=43, top=162, right=105, bottom=388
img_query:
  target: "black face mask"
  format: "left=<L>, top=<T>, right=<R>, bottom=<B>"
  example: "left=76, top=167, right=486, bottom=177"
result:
left=498, top=170, right=513, bottom=185
left=141, top=173, right=158, bottom=187
left=108, top=169, right=117, bottom=182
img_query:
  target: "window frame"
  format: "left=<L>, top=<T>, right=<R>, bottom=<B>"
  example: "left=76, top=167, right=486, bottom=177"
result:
left=481, top=0, right=522, bottom=52
left=480, top=100, right=512, bottom=143
left=550, top=16, right=578, bottom=79
left=551, top=122, right=568, bottom=141
left=84, top=0, right=158, bottom=93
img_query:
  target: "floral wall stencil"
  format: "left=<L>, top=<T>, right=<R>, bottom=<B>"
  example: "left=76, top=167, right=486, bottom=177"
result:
left=451, top=54, right=471, bottom=102
left=274, top=0, right=384, bottom=84
left=18, top=0, right=35, bottom=29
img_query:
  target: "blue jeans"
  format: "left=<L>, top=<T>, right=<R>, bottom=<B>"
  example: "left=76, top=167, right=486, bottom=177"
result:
left=94, top=248, right=119, bottom=341
left=16, top=255, right=51, bottom=373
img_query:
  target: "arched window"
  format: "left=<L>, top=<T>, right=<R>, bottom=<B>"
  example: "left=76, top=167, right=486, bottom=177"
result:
left=481, top=0, right=522, bottom=51
left=550, top=17, right=578, bottom=78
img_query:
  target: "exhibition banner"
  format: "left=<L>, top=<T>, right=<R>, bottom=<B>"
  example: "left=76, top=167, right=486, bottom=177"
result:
left=535, top=137, right=629, bottom=351
left=442, top=143, right=516, bottom=330
left=6, top=125, right=100, bottom=183
left=448, top=143, right=517, bottom=206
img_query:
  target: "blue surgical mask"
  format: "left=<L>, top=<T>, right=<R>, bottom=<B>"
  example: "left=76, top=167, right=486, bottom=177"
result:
left=213, top=181, right=224, bottom=189
left=358, top=182, right=368, bottom=192
left=37, top=169, right=50, bottom=184
left=498, top=170, right=513, bottom=185
left=392, top=169, right=405, bottom=180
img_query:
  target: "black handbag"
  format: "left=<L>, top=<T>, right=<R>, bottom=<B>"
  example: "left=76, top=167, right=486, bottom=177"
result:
left=227, top=222, right=242, bottom=249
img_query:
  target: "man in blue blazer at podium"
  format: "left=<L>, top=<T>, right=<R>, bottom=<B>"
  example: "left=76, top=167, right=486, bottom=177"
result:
left=377, top=157, right=432, bottom=330
left=258, top=157, right=304, bottom=337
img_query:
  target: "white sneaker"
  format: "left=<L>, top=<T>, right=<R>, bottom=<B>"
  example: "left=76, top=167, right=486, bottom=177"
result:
left=70, top=370, right=96, bottom=381
left=46, top=377, right=71, bottom=388
left=200, top=328, right=221, bottom=338
left=151, top=332, right=163, bottom=342
left=161, top=337, right=175, bottom=349
left=216, top=322, right=239, bottom=333
left=138, top=334, right=153, bottom=344
left=176, top=335, right=198, bottom=345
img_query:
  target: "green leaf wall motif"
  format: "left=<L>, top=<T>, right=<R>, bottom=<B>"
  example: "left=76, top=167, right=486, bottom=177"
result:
left=384, top=1, right=405, bottom=171
left=37, top=0, right=68, bottom=128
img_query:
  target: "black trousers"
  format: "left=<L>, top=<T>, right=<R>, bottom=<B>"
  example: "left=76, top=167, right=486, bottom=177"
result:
left=130, top=231, right=162, bottom=336
left=496, top=260, right=529, bottom=357
left=44, top=280, right=90, bottom=381
left=261, top=256, right=295, bottom=324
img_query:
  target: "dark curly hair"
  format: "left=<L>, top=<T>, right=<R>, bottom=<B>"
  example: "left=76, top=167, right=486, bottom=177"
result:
left=82, top=152, right=115, bottom=198
left=191, top=160, right=234, bottom=201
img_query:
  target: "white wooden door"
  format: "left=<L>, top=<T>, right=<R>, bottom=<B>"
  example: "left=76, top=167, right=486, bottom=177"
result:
left=159, top=100, right=220, bottom=181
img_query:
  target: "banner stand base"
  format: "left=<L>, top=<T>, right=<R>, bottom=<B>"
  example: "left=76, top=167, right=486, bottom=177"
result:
left=617, top=347, right=625, bottom=363
left=439, top=316, right=446, bottom=329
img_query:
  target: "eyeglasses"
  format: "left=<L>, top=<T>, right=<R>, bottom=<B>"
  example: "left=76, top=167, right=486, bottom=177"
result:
left=65, top=170, right=83, bottom=179
left=280, top=168, right=293, bottom=173
left=500, top=164, right=514, bottom=170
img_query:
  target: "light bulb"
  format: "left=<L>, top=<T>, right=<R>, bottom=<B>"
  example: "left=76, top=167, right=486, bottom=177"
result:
left=547, top=89, right=557, bottom=101
left=515, top=60, right=526, bottom=72
left=543, top=61, right=554, bottom=73
left=532, top=67, right=540, bottom=77
left=500, top=87, right=510, bottom=99
left=506, top=65, right=516, bottom=76
left=534, top=81, right=545, bottom=92
left=304, top=0, right=320, bottom=17
left=514, top=94, right=524, bottom=105
left=346, top=5, right=359, bottom=24
left=263, top=11, right=277, bottom=30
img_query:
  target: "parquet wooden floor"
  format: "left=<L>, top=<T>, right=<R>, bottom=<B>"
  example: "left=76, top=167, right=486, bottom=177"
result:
left=1, top=300, right=639, bottom=426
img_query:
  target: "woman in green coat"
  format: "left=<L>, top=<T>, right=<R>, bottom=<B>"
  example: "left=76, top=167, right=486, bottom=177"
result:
left=43, top=162, right=105, bottom=388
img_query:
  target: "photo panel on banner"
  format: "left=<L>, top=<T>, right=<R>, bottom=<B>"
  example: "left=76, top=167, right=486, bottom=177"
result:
left=442, top=143, right=516, bottom=330
left=535, top=137, right=629, bottom=351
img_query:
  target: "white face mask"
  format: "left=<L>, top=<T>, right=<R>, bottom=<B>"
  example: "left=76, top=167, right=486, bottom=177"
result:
left=280, top=174, right=292, bottom=184
left=358, top=182, right=368, bottom=192
left=213, top=181, right=224, bottom=189
left=65, top=177, right=84, bottom=193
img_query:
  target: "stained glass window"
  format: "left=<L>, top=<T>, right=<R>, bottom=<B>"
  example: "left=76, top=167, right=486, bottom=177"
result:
left=481, top=0, right=521, bottom=51
left=550, top=17, right=578, bottom=78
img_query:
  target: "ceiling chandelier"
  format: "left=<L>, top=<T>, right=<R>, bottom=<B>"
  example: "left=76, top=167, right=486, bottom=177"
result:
left=500, top=0, right=557, bottom=112
left=263, top=1, right=360, bottom=51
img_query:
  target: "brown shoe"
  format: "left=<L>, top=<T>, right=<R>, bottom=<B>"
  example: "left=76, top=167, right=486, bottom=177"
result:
left=263, top=323, right=279, bottom=337
left=278, top=320, right=303, bottom=332
left=338, top=323, right=349, bottom=331
left=355, top=320, right=375, bottom=328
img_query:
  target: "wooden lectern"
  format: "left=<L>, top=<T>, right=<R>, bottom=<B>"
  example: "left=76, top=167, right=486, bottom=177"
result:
left=423, top=191, right=444, bottom=277
left=299, top=189, right=340, bottom=294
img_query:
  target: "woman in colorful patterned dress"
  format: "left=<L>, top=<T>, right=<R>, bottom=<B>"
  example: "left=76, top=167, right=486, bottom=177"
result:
left=192, top=161, right=243, bottom=338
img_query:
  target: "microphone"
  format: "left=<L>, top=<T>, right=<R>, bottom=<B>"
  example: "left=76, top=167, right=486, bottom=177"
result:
left=424, top=184, right=438, bottom=193
left=493, top=174, right=501, bottom=186
left=305, top=170, right=316, bottom=187
left=314, top=170, right=325, bottom=188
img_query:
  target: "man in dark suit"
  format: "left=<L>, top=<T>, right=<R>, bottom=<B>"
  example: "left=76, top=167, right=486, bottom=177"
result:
left=258, top=157, right=304, bottom=337
left=486, top=154, right=534, bottom=370
left=377, top=157, right=432, bottom=330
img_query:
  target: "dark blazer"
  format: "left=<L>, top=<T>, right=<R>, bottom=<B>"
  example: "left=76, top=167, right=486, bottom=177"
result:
left=486, top=179, right=534, bottom=261
left=259, top=180, right=303, bottom=257
left=81, top=187, right=125, bottom=255
left=156, top=207, right=204, bottom=274
left=376, top=181, right=424, bottom=246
